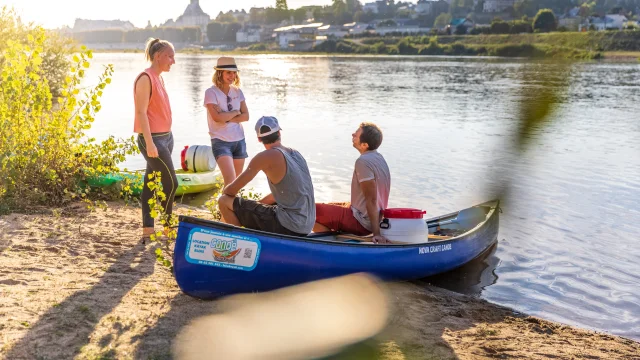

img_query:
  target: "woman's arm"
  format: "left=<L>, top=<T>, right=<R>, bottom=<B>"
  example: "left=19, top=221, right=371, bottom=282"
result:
left=229, top=100, right=249, bottom=124
left=134, top=75, right=158, bottom=158
left=206, top=104, right=240, bottom=123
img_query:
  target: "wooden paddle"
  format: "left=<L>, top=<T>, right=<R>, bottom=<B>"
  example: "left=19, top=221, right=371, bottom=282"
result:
left=336, top=233, right=451, bottom=244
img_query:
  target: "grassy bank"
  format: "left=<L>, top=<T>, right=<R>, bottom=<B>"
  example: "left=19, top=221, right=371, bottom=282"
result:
left=90, top=31, right=640, bottom=60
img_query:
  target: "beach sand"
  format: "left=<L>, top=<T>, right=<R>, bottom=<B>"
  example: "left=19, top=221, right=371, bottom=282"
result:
left=1, top=202, right=638, bottom=359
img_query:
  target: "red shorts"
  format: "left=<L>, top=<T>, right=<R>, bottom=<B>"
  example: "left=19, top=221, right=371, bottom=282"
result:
left=315, top=202, right=370, bottom=236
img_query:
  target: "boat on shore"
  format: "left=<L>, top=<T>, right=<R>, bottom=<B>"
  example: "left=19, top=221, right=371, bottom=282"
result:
left=173, top=200, right=500, bottom=300
left=87, top=169, right=219, bottom=197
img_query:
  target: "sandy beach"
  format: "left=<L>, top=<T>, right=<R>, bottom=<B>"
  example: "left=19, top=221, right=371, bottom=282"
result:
left=1, top=202, right=639, bottom=360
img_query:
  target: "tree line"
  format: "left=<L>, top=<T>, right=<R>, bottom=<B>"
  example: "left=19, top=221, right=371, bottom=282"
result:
left=72, top=27, right=202, bottom=44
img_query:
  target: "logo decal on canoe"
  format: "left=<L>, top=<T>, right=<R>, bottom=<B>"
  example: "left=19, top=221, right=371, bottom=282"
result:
left=185, top=228, right=261, bottom=271
left=213, top=248, right=242, bottom=262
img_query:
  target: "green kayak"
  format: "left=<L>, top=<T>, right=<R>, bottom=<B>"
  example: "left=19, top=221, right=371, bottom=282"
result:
left=87, top=170, right=219, bottom=196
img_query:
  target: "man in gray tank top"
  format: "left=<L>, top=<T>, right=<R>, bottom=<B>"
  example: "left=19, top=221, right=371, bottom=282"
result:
left=218, top=116, right=316, bottom=236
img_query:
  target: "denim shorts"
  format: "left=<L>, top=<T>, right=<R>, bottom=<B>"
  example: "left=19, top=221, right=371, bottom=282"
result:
left=211, top=138, right=248, bottom=160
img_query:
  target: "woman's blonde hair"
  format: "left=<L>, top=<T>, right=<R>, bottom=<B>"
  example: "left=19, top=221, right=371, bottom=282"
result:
left=144, top=38, right=174, bottom=62
left=213, top=70, right=241, bottom=89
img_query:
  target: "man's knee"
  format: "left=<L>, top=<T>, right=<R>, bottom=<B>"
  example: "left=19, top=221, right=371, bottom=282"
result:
left=218, top=194, right=235, bottom=210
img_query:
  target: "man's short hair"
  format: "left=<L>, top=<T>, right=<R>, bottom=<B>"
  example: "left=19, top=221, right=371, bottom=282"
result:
left=260, top=125, right=280, bottom=144
left=359, top=122, right=383, bottom=151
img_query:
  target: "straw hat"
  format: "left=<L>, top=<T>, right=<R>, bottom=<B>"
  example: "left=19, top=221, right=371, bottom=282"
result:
left=214, top=57, right=239, bottom=72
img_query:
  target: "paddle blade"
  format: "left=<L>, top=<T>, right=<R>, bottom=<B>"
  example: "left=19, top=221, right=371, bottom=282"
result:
left=454, top=207, right=488, bottom=229
left=428, top=207, right=488, bottom=230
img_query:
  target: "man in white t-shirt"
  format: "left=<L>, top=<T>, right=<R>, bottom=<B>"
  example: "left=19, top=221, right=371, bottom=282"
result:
left=313, top=123, right=391, bottom=244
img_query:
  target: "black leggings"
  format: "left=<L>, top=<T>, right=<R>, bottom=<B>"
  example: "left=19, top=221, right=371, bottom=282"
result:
left=137, top=132, right=178, bottom=228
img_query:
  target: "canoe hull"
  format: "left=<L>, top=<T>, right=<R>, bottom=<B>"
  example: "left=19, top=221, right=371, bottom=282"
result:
left=87, top=170, right=218, bottom=196
left=173, top=201, right=500, bottom=300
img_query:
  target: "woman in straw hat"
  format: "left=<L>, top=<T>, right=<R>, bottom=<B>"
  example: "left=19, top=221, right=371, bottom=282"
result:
left=203, top=56, right=250, bottom=186
left=133, top=38, right=178, bottom=240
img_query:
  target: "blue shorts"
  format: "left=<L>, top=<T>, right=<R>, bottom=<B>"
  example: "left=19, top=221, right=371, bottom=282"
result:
left=211, top=138, right=248, bottom=160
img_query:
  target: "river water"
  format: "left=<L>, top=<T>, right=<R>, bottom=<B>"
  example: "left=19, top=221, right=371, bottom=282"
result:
left=85, top=53, right=640, bottom=340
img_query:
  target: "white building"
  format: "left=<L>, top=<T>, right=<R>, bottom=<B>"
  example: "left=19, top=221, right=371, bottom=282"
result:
left=236, top=26, right=261, bottom=43
left=72, top=19, right=135, bottom=32
left=581, top=14, right=628, bottom=31
left=483, top=0, right=515, bottom=13
left=163, top=0, right=211, bottom=41
left=274, top=23, right=323, bottom=49
left=415, top=0, right=434, bottom=15
left=317, top=24, right=349, bottom=38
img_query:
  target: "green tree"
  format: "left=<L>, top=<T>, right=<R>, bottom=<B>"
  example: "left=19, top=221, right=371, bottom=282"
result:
left=333, top=0, right=349, bottom=23
left=354, top=10, right=376, bottom=23
left=276, top=0, right=288, bottom=11
left=223, top=22, right=242, bottom=42
left=434, top=12, right=452, bottom=28
left=533, top=8, right=557, bottom=33
left=292, top=8, right=307, bottom=23
left=207, top=21, right=224, bottom=42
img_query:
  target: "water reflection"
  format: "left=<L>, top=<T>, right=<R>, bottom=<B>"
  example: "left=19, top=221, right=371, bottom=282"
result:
left=418, top=242, right=500, bottom=297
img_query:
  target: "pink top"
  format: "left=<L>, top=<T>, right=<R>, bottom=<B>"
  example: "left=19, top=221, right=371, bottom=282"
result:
left=133, top=69, right=172, bottom=133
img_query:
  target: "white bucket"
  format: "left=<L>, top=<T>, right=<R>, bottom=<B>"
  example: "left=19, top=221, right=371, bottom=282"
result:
left=183, top=145, right=216, bottom=173
left=380, top=208, right=428, bottom=244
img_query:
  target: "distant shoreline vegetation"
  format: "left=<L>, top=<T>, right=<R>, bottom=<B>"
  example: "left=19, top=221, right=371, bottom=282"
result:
left=85, top=31, right=640, bottom=60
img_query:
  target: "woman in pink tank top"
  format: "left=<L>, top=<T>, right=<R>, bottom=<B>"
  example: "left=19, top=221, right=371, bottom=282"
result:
left=133, top=38, right=178, bottom=240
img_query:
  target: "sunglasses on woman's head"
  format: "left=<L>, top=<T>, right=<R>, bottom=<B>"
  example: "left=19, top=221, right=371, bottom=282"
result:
left=227, top=95, right=232, bottom=111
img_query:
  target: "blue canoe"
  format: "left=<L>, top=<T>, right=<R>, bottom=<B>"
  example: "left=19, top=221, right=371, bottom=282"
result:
left=173, top=200, right=500, bottom=300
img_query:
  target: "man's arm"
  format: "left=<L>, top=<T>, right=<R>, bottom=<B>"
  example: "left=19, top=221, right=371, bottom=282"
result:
left=359, top=180, right=389, bottom=244
left=223, top=152, right=268, bottom=197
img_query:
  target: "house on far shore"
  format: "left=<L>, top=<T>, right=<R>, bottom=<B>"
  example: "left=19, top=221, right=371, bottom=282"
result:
left=448, top=18, right=475, bottom=34
left=483, top=0, right=516, bottom=13
left=72, top=18, right=135, bottom=32
left=236, top=25, right=261, bottom=43
left=274, top=23, right=323, bottom=50
left=580, top=14, right=628, bottom=31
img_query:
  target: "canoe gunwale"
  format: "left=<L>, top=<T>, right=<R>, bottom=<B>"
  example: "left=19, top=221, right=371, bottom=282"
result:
left=177, top=199, right=500, bottom=247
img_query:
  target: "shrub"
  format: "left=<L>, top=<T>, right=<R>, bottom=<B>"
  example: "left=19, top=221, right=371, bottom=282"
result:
left=0, top=12, right=137, bottom=213
left=419, top=37, right=445, bottom=55
left=248, top=43, right=267, bottom=51
left=490, top=21, right=511, bottom=34
left=397, top=38, right=418, bottom=55
left=336, top=41, right=355, bottom=53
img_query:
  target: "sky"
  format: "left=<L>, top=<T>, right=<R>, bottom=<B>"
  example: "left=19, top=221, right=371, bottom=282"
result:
left=0, top=0, right=335, bottom=29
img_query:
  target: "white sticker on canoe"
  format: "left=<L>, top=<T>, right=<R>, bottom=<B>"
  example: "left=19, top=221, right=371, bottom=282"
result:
left=185, top=227, right=261, bottom=271
left=419, top=243, right=452, bottom=255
